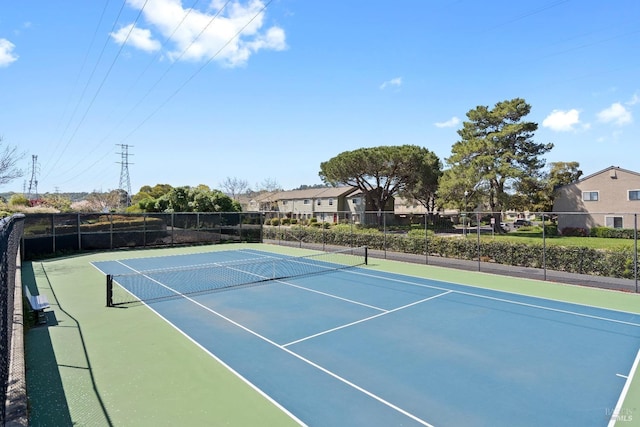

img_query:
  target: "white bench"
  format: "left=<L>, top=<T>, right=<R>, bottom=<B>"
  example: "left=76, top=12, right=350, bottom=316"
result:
left=23, top=286, right=50, bottom=325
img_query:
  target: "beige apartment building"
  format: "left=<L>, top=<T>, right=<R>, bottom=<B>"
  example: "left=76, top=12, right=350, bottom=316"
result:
left=553, top=166, right=640, bottom=232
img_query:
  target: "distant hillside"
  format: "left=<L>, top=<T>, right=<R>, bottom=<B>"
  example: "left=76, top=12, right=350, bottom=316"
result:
left=0, top=192, right=90, bottom=202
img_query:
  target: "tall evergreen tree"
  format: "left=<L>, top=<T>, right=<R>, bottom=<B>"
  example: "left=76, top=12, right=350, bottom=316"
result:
left=439, top=98, right=553, bottom=224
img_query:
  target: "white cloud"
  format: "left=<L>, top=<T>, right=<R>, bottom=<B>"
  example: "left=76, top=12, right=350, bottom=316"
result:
left=597, top=102, right=632, bottom=126
left=542, top=109, right=580, bottom=132
left=434, top=117, right=460, bottom=128
left=626, top=93, right=639, bottom=106
left=121, top=0, right=286, bottom=67
left=380, top=77, right=402, bottom=90
left=0, top=38, right=18, bottom=67
left=111, top=24, right=161, bottom=52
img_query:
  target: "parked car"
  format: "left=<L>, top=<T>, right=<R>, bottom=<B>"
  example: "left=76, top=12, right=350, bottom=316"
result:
left=513, top=219, right=532, bottom=228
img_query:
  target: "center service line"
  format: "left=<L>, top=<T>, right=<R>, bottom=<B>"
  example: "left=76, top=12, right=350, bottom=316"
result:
left=159, top=283, right=437, bottom=427
left=283, top=290, right=453, bottom=347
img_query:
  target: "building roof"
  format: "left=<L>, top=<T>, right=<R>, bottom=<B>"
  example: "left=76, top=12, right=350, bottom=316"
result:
left=273, top=186, right=358, bottom=200
left=555, top=166, right=640, bottom=190
left=576, top=166, right=640, bottom=184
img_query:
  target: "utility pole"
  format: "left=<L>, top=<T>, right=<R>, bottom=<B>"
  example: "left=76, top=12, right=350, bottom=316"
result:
left=27, top=155, right=39, bottom=201
left=116, top=144, right=133, bottom=207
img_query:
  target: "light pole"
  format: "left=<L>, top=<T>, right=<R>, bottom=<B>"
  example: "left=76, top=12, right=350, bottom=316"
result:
left=463, top=190, right=469, bottom=236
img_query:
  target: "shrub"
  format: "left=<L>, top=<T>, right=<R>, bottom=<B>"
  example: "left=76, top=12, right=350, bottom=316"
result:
left=261, top=225, right=636, bottom=279
left=590, top=226, right=635, bottom=239
left=9, top=194, right=30, bottom=207
left=407, top=228, right=435, bottom=238
left=560, top=227, right=588, bottom=237
left=269, top=218, right=280, bottom=226
left=543, top=223, right=558, bottom=236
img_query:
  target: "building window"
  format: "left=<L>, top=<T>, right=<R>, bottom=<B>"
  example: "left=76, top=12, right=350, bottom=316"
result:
left=282, top=200, right=288, bottom=205
left=582, top=191, right=599, bottom=201
left=303, top=199, right=310, bottom=205
left=605, top=216, right=623, bottom=229
left=328, top=198, right=334, bottom=206
left=629, top=190, right=640, bottom=200
left=352, top=198, right=360, bottom=205
left=317, top=199, right=322, bottom=206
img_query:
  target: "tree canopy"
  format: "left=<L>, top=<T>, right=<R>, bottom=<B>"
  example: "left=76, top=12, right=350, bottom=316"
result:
left=135, top=185, right=241, bottom=213
left=527, top=161, right=583, bottom=212
left=438, top=98, right=553, bottom=219
left=319, top=145, right=441, bottom=212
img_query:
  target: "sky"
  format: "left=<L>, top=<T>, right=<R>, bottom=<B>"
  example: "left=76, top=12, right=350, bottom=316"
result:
left=1, top=0, right=639, bottom=195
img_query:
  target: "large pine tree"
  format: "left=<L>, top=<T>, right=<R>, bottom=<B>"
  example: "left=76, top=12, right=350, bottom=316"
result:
left=439, top=98, right=553, bottom=221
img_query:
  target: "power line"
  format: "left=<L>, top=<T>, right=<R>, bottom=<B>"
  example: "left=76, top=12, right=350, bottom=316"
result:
left=43, top=0, right=130, bottom=180
left=70, top=0, right=217, bottom=161
left=44, top=1, right=275, bottom=190
left=43, top=0, right=113, bottom=176
left=45, top=0, right=228, bottom=188
left=119, top=0, right=273, bottom=144
left=45, top=0, right=150, bottom=180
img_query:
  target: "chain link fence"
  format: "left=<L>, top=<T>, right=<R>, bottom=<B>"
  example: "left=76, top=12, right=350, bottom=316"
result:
left=21, top=212, right=264, bottom=260
left=17, top=209, right=640, bottom=288
left=0, top=214, right=26, bottom=424
left=263, top=210, right=640, bottom=291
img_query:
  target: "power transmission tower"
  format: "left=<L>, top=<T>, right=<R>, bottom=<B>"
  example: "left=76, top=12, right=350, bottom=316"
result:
left=116, top=144, right=134, bottom=207
left=27, top=155, right=39, bottom=200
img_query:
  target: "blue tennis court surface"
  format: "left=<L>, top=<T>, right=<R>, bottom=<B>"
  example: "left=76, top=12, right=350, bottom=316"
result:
left=93, top=249, right=640, bottom=426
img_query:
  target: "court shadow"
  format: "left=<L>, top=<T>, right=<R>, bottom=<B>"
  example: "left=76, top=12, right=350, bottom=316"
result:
left=23, top=261, right=115, bottom=426
left=24, top=325, right=73, bottom=426
left=22, top=263, right=72, bottom=426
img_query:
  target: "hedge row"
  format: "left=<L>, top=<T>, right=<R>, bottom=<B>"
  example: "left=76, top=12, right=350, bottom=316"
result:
left=590, top=226, right=637, bottom=239
left=263, top=226, right=637, bottom=279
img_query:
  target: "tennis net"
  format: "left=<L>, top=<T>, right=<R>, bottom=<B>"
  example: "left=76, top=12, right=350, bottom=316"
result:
left=106, top=246, right=368, bottom=306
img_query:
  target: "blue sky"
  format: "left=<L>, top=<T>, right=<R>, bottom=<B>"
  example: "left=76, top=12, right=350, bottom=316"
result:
left=1, top=0, right=639, bottom=194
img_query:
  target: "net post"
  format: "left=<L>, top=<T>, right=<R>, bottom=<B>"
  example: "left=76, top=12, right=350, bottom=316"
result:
left=106, top=274, right=113, bottom=307
left=364, top=246, right=368, bottom=265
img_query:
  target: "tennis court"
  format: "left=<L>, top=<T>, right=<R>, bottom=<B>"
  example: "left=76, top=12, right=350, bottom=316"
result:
left=90, top=246, right=640, bottom=427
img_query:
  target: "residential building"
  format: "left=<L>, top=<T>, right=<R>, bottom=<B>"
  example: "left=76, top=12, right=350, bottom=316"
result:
left=243, top=186, right=395, bottom=224
left=553, top=166, right=640, bottom=232
left=275, top=187, right=359, bottom=222
left=241, top=191, right=279, bottom=212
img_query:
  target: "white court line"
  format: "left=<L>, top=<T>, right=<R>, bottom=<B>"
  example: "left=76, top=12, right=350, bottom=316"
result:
left=608, top=348, right=640, bottom=427
left=344, top=269, right=640, bottom=328
left=178, top=291, right=435, bottom=426
left=125, top=296, right=308, bottom=426
left=117, top=262, right=435, bottom=427
left=283, top=291, right=452, bottom=347
left=278, top=281, right=387, bottom=312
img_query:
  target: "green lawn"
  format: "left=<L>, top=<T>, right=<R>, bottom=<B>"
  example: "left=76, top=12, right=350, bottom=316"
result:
left=480, top=229, right=636, bottom=249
